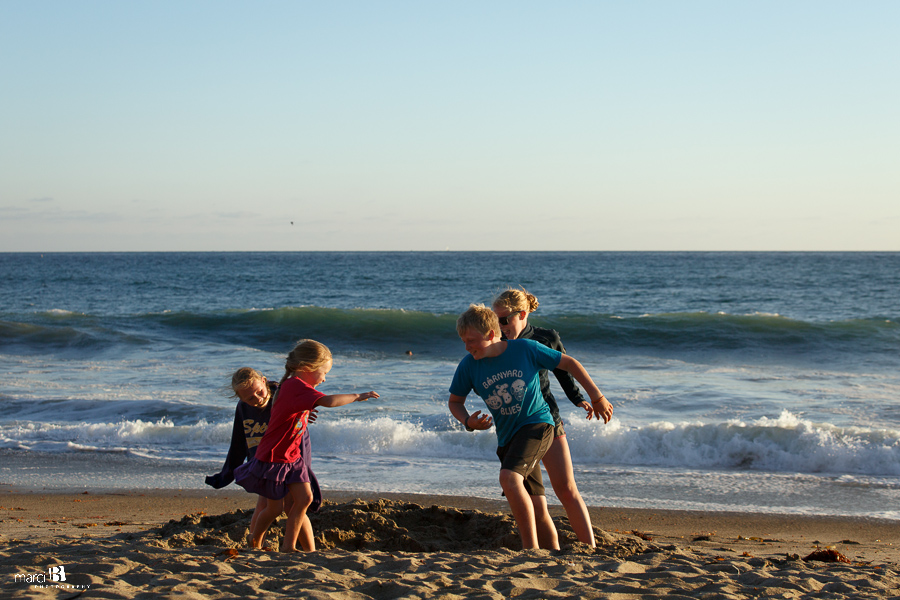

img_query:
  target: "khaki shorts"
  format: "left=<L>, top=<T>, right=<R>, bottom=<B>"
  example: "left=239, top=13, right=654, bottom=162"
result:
left=496, top=422, right=554, bottom=496
left=554, top=420, right=566, bottom=439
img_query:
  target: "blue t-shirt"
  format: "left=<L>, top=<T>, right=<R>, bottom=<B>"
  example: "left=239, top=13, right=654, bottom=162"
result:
left=449, top=339, right=559, bottom=447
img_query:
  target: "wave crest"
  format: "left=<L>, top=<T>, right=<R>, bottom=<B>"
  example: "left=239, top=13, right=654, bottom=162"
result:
left=3, top=410, right=899, bottom=477
left=4, top=308, right=897, bottom=359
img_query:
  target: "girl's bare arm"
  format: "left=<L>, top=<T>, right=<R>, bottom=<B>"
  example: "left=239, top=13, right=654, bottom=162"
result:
left=316, top=391, right=379, bottom=407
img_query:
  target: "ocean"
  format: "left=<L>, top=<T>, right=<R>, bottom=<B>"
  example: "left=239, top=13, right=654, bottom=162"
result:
left=1, top=252, right=898, bottom=519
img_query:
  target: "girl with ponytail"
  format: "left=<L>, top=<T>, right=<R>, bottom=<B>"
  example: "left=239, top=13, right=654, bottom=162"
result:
left=493, top=287, right=613, bottom=547
left=234, top=339, right=379, bottom=552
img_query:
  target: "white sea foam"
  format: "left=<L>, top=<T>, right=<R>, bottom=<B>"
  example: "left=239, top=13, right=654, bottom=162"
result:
left=0, top=419, right=232, bottom=460
left=3, top=410, right=898, bottom=478
left=563, top=410, right=900, bottom=476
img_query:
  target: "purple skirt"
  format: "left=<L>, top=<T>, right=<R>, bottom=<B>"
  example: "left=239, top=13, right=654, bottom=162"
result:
left=233, top=434, right=321, bottom=511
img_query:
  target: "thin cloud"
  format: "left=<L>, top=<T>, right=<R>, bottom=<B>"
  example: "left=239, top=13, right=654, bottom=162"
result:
left=214, top=211, right=260, bottom=220
left=2, top=205, right=123, bottom=223
left=0, top=206, right=28, bottom=214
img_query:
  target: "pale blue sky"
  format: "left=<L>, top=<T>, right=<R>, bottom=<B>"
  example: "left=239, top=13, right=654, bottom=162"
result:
left=2, top=1, right=898, bottom=251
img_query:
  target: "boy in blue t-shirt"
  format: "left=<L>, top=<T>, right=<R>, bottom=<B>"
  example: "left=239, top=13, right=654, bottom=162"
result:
left=449, top=304, right=613, bottom=550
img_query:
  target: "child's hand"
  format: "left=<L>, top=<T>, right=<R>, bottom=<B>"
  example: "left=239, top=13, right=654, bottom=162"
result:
left=578, top=401, right=592, bottom=419
left=307, top=408, right=319, bottom=424
left=357, top=391, right=379, bottom=402
left=590, top=395, right=613, bottom=423
left=466, top=410, right=493, bottom=431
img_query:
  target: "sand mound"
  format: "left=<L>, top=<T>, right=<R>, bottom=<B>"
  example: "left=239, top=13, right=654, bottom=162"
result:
left=4, top=493, right=897, bottom=599
left=150, top=498, right=650, bottom=557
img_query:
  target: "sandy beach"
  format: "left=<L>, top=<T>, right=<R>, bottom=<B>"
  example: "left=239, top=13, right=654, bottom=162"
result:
left=2, top=487, right=897, bottom=599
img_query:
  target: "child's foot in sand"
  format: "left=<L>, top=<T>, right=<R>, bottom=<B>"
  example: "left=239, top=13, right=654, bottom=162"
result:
left=280, top=545, right=301, bottom=553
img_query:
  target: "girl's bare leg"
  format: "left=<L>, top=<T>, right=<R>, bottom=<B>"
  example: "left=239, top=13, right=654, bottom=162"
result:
left=296, top=513, right=315, bottom=552
left=542, top=435, right=595, bottom=546
left=249, top=497, right=284, bottom=549
left=281, top=482, right=314, bottom=552
left=247, top=495, right=268, bottom=547
left=283, top=492, right=294, bottom=517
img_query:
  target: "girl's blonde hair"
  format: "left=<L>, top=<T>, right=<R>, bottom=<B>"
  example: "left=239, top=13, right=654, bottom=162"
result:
left=278, top=339, right=333, bottom=389
left=493, top=287, right=539, bottom=314
left=230, top=367, right=266, bottom=397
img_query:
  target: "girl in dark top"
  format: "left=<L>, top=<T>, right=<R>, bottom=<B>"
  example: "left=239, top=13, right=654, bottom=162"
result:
left=206, top=367, right=319, bottom=547
left=492, top=288, right=613, bottom=547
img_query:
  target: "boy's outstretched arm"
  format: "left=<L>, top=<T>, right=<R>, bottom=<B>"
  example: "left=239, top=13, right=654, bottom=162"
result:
left=317, top=391, right=379, bottom=407
left=557, top=355, right=613, bottom=423
left=449, top=394, right=493, bottom=430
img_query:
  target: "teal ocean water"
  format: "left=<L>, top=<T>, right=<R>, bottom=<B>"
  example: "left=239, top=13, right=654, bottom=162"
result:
left=1, top=252, right=898, bottom=518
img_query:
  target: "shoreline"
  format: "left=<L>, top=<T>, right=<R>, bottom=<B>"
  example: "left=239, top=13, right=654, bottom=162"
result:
left=3, top=448, right=898, bottom=522
left=2, top=487, right=897, bottom=564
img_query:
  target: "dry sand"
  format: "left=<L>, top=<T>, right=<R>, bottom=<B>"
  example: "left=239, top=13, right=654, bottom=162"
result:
left=2, top=487, right=898, bottom=599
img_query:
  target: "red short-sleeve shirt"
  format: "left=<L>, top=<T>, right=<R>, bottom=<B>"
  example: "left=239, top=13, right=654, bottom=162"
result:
left=254, top=377, right=324, bottom=463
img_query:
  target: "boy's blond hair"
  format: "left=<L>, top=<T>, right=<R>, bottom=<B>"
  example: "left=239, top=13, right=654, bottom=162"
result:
left=456, top=304, right=500, bottom=338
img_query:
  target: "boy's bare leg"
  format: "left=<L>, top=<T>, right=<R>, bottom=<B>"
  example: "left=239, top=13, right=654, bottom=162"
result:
left=542, top=435, right=595, bottom=546
left=531, top=494, right=560, bottom=550
left=499, top=469, right=540, bottom=549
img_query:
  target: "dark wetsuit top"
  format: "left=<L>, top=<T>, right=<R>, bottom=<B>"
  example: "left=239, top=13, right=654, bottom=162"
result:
left=514, top=323, right=586, bottom=426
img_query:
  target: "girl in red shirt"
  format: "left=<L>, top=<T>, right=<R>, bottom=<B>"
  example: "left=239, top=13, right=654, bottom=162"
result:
left=234, top=339, right=379, bottom=552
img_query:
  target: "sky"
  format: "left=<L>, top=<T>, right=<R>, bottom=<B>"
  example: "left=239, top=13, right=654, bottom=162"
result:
left=1, top=1, right=898, bottom=252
